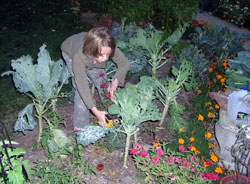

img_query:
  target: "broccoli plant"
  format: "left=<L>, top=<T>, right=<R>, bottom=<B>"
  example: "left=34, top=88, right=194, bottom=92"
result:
left=108, top=76, right=161, bottom=168
left=118, top=23, right=189, bottom=76
left=155, top=59, right=193, bottom=127
left=1, top=45, right=71, bottom=151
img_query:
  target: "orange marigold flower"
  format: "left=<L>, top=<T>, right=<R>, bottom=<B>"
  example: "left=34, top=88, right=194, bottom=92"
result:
left=215, top=104, right=220, bottom=109
left=178, top=138, right=185, bottom=144
left=209, top=106, right=214, bottom=110
left=161, top=26, right=165, bottom=30
left=205, top=102, right=212, bottom=106
left=224, top=59, right=228, bottom=63
left=198, top=20, right=203, bottom=24
left=197, top=89, right=202, bottom=94
left=210, top=152, right=218, bottom=162
left=198, top=114, right=204, bottom=121
left=208, top=112, right=213, bottom=118
left=207, top=81, right=212, bottom=85
left=189, top=137, right=195, bottom=142
left=205, top=132, right=212, bottom=139
left=153, top=141, right=160, bottom=146
left=209, top=68, right=213, bottom=72
left=215, top=167, right=223, bottom=174
left=216, top=74, right=222, bottom=79
left=195, top=150, right=200, bottom=154
left=169, top=18, right=172, bottom=22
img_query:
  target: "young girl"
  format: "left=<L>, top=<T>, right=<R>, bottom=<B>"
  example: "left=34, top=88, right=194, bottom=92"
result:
left=61, top=27, right=129, bottom=131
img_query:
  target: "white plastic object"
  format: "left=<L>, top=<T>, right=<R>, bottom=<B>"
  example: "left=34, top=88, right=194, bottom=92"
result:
left=227, top=87, right=250, bottom=125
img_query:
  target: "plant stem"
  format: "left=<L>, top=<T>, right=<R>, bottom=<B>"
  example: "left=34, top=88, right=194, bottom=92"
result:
left=159, top=103, right=169, bottom=126
left=37, top=104, right=43, bottom=143
left=123, top=133, right=132, bottom=168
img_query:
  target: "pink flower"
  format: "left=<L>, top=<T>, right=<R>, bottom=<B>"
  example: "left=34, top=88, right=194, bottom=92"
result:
left=139, top=150, right=148, bottom=157
left=114, top=14, right=118, bottom=17
left=129, top=148, right=138, bottom=155
left=134, top=144, right=142, bottom=150
left=100, top=83, right=106, bottom=88
left=108, top=23, right=112, bottom=27
left=156, top=149, right=164, bottom=156
left=178, top=145, right=185, bottom=152
left=138, top=22, right=143, bottom=26
left=99, top=73, right=105, bottom=77
left=165, top=157, right=174, bottom=162
left=181, top=160, right=190, bottom=167
left=105, top=94, right=111, bottom=99
left=205, top=160, right=212, bottom=166
left=187, top=145, right=192, bottom=150
left=174, top=157, right=181, bottom=163
left=151, top=156, right=160, bottom=164
left=113, top=8, right=117, bottom=11
left=109, top=102, right=114, bottom=106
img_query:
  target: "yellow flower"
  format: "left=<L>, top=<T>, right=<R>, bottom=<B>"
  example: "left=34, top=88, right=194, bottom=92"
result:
left=189, top=137, right=195, bottom=142
left=208, top=143, right=214, bottom=148
left=178, top=128, right=184, bottom=134
left=190, top=146, right=197, bottom=152
left=178, top=138, right=184, bottom=144
left=161, top=26, right=165, bottom=30
left=205, top=132, right=212, bottom=139
left=215, top=104, right=220, bottom=109
left=215, top=167, right=223, bottom=174
left=197, top=89, right=202, bottom=94
left=198, top=114, right=204, bottom=121
left=208, top=112, right=213, bottom=118
left=153, top=141, right=160, bottom=146
left=210, top=152, right=218, bottom=162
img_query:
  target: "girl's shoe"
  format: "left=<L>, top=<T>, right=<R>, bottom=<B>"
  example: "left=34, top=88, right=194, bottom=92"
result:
left=74, top=127, right=82, bottom=131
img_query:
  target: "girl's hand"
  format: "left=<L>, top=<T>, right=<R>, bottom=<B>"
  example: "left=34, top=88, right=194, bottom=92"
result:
left=107, top=79, right=118, bottom=99
left=91, top=107, right=108, bottom=127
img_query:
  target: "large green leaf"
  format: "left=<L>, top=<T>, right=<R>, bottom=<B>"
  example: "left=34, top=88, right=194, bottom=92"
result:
left=76, top=125, right=116, bottom=146
left=14, top=104, right=37, bottom=135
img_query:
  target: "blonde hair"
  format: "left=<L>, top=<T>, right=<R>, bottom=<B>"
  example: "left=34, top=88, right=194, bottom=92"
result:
left=83, top=27, right=116, bottom=58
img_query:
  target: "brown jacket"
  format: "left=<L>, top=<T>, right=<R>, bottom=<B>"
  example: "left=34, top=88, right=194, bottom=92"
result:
left=61, top=32, right=129, bottom=109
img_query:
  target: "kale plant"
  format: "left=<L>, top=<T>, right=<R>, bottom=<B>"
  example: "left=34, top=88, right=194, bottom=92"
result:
left=108, top=76, right=161, bottom=168
left=225, top=51, right=250, bottom=90
left=1, top=45, right=72, bottom=152
left=188, top=24, right=250, bottom=59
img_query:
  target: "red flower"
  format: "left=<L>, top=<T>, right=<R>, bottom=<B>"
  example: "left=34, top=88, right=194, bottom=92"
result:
left=96, top=164, right=104, bottom=171
left=109, top=102, right=114, bottom=106
left=105, top=94, right=111, bottom=99
left=100, top=83, right=106, bottom=88
left=99, top=73, right=105, bottom=77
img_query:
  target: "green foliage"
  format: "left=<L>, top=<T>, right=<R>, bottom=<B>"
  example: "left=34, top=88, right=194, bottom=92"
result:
left=108, top=76, right=161, bottom=167
left=225, top=51, right=250, bottom=90
left=172, top=46, right=209, bottom=84
left=0, top=146, right=32, bottom=184
left=76, top=125, right=116, bottom=146
left=119, top=24, right=188, bottom=76
left=155, top=59, right=193, bottom=127
left=1, top=44, right=70, bottom=147
left=33, top=149, right=95, bottom=183
left=188, top=24, right=249, bottom=59
left=131, top=142, right=215, bottom=183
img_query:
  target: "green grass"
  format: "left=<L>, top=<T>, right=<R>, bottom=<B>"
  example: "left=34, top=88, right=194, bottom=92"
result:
left=0, top=0, right=92, bottom=131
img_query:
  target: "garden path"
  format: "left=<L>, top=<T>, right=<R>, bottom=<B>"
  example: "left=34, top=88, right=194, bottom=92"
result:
left=195, top=11, right=250, bottom=50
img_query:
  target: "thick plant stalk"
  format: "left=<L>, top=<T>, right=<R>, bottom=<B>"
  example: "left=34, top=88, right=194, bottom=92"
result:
left=123, top=133, right=132, bottom=168
left=159, top=103, right=170, bottom=126
left=36, top=103, right=43, bottom=143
